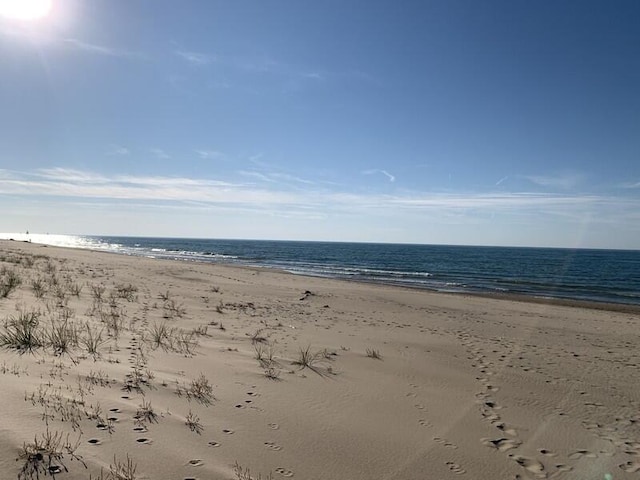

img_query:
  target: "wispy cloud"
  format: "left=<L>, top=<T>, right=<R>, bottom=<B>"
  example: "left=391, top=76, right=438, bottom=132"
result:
left=4, top=168, right=635, bottom=224
left=522, top=173, right=584, bottom=190
left=107, top=145, right=130, bottom=156
left=495, top=176, right=509, bottom=186
left=175, top=50, right=215, bottom=66
left=239, top=171, right=314, bottom=185
left=620, top=180, right=640, bottom=189
left=363, top=169, right=396, bottom=182
left=64, top=38, right=139, bottom=58
left=196, top=149, right=224, bottom=160
left=149, top=148, right=170, bottom=159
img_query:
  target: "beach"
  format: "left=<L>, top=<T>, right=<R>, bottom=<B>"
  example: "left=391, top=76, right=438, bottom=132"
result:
left=1, top=239, right=639, bottom=480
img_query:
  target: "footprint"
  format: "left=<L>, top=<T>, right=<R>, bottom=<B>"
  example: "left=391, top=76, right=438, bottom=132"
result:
left=482, top=412, right=501, bottom=423
left=268, top=423, right=280, bottom=430
left=188, top=459, right=204, bottom=467
left=87, top=438, right=102, bottom=445
left=619, top=461, right=640, bottom=473
left=208, top=441, right=221, bottom=447
left=482, top=437, right=522, bottom=452
left=136, top=438, right=152, bottom=445
left=538, top=449, right=558, bottom=457
left=549, top=465, right=573, bottom=479
left=510, top=455, right=546, bottom=479
left=222, top=429, right=234, bottom=435
left=109, top=408, right=122, bottom=413
left=418, top=419, right=432, bottom=428
left=133, top=426, right=148, bottom=433
left=495, top=423, right=518, bottom=436
left=275, top=467, right=294, bottom=477
left=414, top=404, right=425, bottom=410
left=235, top=404, right=245, bottom=409
left=445, top=462, right=466, bottom=475
left=265, top=441, right=283, bottom=451
left=568, top=450, right=597, bottom=460
left=433, top=437, right=458, bottom=449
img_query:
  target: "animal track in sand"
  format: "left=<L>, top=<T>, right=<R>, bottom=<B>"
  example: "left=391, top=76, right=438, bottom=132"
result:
left=418, top=419, right=432, bottom=428
left=445, top=462, right=466, bottom=475
left=568, top=450, right=597, bottom=459
left=222, top=428, right=234, bottom=434
left=483, top=400, right=502, bottom=410
left=133, top=426, right=148, bottom=433
left=494, top=422, right=517, bottom=436
left=208, top=441, right=221, bottom=447
left=538, top=449, right=558, bottom=457
left=482, top=412, right=501, bottom=423
left=414, top=403, right=425, bottom=410
left=509, top=455, right=546, bottom=478
left=275, top=467, right=294, bottom=477
left=265, top=441, right=283, bottom=451
left=87, top=438, right=101, bottom=445
left=620, top=461, right=640, bottom=473
left=268, top=423, right=280, bottom=430
left=481, top=437, right=522, bottom=452
left=188, top=459, right=204, bottom=467
left=235, top=404, right=245, bottom=409
left=433, top=437, right=458, bottom=449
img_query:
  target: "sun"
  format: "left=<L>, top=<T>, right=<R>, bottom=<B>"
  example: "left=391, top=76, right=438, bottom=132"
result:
left=0, top=0, right=53, bottom=21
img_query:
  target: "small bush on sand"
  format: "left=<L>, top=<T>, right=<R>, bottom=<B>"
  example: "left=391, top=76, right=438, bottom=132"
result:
left=185, top=409, right=203, bottom=435
left=0, top=311, right=43, bottom=353
left=366, top=347, right=382, bottom=360
left=292, top=346, right=327, bottom=376
left=17, top=428, right=85, bottom=480
left=0, top=267, right=22, bottom=298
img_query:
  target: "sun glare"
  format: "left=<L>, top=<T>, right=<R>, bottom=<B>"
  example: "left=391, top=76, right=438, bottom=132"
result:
left=0, top=0, right=52, bottom=21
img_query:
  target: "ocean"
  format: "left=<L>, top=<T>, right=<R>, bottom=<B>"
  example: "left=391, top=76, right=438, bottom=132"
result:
left=3, top=234, right=639, bottom=306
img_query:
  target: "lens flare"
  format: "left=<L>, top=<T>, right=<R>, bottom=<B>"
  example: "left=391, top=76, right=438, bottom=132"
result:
left=0, top=0, right=53, bottom=21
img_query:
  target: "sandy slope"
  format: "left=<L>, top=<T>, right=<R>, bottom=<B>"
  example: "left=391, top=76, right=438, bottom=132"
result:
left=0, top=239, right=639, bottom=480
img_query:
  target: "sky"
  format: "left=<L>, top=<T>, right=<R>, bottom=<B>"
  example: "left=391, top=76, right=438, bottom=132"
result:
left=0, top=0, right=639, bottom=249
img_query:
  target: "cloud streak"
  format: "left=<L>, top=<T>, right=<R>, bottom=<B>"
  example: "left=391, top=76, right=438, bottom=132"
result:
left=363, top=169, right=396, bottom=182
left=175, top=50, right=215, bottom=66
left=64, top=38, right=140, bottom=58
left=1, top=168, right=636, bottom=224
left=522, top=173, right=584, bottom=190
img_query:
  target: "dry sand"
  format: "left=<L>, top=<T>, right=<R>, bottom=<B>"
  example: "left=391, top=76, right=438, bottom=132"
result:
left=0, top=239, right=639, bottom=480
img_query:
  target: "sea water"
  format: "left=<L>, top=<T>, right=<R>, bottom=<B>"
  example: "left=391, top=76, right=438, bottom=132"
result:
left=2, top=234, right=638, bottom=306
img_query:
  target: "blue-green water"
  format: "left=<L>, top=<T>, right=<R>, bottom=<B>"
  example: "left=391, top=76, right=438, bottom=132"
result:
left=40, top=235, right=639, bottom=306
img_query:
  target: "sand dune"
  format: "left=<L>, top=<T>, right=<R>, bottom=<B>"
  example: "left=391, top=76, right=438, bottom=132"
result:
left=0, top=239, right=639, bottom=480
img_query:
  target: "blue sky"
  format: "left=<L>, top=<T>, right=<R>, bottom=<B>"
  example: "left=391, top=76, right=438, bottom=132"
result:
left=0, top=0, right=639, bottom=248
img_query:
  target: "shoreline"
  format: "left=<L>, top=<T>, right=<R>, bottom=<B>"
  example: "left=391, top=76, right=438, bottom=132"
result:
left=9, top=238, right=640, bottom=315
left=1, top=238, right=639, bottom=479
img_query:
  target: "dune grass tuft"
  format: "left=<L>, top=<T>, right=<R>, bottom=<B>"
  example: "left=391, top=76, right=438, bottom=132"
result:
left=0, top=310, right=43, bottom=353
left=17, top=428, right=85, bottom=480
left=366, top=347, right=383, bottom=360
